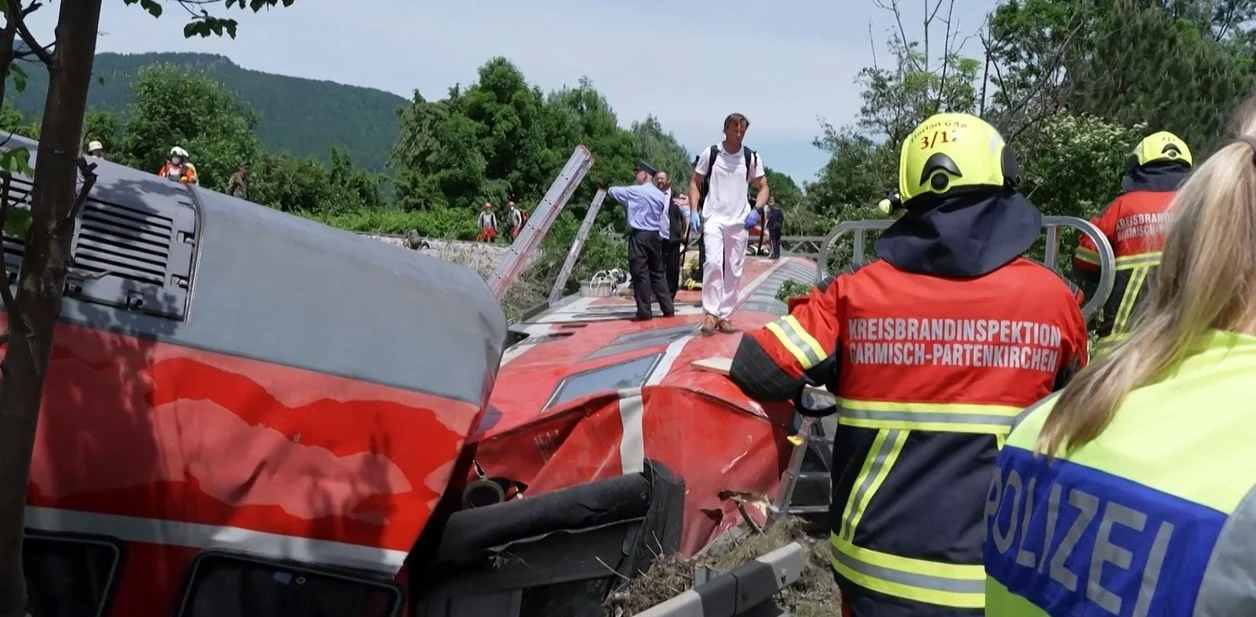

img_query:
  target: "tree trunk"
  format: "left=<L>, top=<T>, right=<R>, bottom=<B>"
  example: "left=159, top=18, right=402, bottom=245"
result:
left=0, top=1, right=102, bottom=614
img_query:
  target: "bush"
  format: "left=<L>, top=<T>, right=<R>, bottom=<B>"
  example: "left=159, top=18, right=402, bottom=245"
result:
left=776, top=279, right=814, bottom=303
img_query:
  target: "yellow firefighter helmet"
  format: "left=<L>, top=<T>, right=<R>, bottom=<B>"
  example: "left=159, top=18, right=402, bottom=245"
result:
left=898, top=113, right=1020, bottom=207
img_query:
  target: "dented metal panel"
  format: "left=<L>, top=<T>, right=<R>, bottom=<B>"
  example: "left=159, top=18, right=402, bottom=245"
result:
left=479, top=257, right=811, bottom=556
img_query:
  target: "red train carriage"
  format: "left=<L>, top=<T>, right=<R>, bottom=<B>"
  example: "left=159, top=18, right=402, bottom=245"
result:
left=4, top=134, right=506, bottom=617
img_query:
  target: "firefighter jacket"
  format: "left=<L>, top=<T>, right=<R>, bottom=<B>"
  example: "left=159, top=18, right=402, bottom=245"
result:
left=1073, top=164, right=1186, bottom=353
left=158, top=162, right=199, bottom=185
left=730, top=192, right=1089, bottom=616
left=986, top=330, right=1256, bottom=616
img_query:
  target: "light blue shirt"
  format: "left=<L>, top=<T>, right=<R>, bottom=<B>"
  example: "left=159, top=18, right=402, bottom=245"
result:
left=609, top=182, right=667, bottom=237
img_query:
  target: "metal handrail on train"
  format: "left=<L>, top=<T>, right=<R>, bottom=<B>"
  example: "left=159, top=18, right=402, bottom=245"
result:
left=814, top=216, right=1117, bottom=323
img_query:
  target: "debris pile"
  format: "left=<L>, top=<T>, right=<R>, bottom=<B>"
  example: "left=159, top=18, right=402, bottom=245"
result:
left=608, top=516, right=842, bottom=616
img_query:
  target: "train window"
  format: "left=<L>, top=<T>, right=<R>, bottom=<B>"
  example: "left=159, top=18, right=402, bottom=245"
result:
left=23, top=534, right=122, bottom=617
left=176, top=553, right=401, bottom=617
left=544, top=352, right=662, bottom=410
left=584, top=325, right=694, bottom=361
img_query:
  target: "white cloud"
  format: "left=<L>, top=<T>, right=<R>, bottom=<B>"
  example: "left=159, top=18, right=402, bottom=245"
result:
left=19, top=0, right=999, bottom=182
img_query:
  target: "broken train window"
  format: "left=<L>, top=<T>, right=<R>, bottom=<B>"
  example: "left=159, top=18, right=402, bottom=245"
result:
left=544, top=353, right=663, bottom=410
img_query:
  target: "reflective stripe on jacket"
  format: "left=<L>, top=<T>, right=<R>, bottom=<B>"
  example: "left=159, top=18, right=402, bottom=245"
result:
left=986, top=330, right=1256, bottom=616
left=158, top=162, right=198, bottom=184
left=1073, top=190, right=1175, bottom=353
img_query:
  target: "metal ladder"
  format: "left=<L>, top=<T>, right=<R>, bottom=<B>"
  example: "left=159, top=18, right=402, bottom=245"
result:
left=547, top=188, right=607, bottom=304
left=487, top=146, right=595, bottom=300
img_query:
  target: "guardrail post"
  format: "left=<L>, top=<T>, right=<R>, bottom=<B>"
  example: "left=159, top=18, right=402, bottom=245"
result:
left=632, top=543, right=804, bottom=617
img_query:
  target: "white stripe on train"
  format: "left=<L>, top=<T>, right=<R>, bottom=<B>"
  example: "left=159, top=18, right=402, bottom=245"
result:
left=25, top=506, right=408, bottom=575
left=623, top=258, right=797, bottom=470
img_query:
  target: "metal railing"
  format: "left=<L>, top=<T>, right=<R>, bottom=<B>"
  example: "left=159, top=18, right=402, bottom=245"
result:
left=779, top=235, right=825, bottom=256
left=814, top=216, right=1116, bottom=323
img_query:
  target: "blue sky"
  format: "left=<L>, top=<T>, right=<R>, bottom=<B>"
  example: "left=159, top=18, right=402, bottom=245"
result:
left=27, top=0, right=999, bottom=183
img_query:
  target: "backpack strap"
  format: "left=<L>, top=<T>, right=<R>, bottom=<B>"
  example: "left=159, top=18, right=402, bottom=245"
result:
left=743, top=147, right=757, bottom=182
left=697, top=145, right=719, bottom=208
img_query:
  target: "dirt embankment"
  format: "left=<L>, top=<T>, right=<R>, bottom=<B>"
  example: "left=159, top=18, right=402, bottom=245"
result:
left=362, top=234, right=512, bottom=279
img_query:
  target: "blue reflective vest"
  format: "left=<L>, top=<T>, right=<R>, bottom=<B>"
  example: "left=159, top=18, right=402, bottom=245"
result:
left=985, top=330, right=1256, bottom=616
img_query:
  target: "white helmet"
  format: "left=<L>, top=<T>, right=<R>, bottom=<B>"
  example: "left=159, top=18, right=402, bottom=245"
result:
left=87, top=140, right=103, bottom=152
left=170, top=146, right=189, bottom=158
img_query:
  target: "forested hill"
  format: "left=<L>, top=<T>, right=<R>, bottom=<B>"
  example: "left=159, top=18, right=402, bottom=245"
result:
left=8, top=52, right=406, bottom=170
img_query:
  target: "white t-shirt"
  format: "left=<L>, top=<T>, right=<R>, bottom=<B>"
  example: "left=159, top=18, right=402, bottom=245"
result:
left=695, top=145, right=765, bottom=225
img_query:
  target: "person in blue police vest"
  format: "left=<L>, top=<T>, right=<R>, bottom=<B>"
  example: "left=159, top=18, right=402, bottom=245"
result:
left=984, top=101, right=1256, bottom=616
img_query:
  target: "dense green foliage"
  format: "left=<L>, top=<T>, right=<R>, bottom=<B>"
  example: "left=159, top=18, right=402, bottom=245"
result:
left=5, top=0, right=1253, bottom=282
left=0, top=56, right=715, bottom=307
left=7, top=52, right=404, bottom=169
left=803, top=0, right=1256, bottom=259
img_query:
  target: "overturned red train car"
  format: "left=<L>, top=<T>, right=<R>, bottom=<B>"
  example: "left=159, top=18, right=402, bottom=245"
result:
left=5, top=134, right=506, bottom=617
left=477, top=256, right=819, bottom=553
left=405, top=257, right=826, bottom=616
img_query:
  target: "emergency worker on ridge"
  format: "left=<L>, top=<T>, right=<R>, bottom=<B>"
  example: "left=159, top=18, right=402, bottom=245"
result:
left=1073, top=131, right=1191, bottom=354
left=728, top=112, right=1089, bottom=617
left=984, top=104, right=1256, bottom=617
left=158, top=146, right=198, bottom=185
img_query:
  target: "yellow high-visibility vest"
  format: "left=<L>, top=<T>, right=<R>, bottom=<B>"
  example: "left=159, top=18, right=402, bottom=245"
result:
left=985, top=330, right=1256, bottom=616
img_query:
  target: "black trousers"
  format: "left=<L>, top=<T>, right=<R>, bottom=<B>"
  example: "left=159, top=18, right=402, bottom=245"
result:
left=769, top=226, right=782, bottom=258
left=627, top=229, right=675, bottom=318
left=662, top=240, right=682, bottom=298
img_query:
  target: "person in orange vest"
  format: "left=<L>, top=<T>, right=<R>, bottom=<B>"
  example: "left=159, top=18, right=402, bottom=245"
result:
left=1073, top=131, right=1191, bottom=354
left=506, top=200, right=528, bottom=240
left=158, top=146, right=199, bottom=185
left=476, top=202, right=498, bottom=243
left=727, top=112, right=1089, bottom=617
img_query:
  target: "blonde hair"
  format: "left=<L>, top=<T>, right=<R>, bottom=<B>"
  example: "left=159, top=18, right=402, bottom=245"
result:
left=1037, top=103, right=1256, bottom=458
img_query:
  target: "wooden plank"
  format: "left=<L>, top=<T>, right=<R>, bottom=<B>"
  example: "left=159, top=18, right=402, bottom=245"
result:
left=691, top=356, right=829, bottom=396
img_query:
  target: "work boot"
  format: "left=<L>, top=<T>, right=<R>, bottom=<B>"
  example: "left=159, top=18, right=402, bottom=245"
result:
left=716, top=319, right=737, bottom=333
left=700, top=314, right=718, bottom=335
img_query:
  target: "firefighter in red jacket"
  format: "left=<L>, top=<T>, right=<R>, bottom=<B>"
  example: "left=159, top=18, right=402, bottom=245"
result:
left=728, top=112, right=1089, bottom=617
left=1074, top=131, right=1191, bottom=354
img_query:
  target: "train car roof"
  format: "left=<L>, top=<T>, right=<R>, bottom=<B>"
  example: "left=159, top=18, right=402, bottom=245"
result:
left=4, top=133, right=505, bottom=405
left=481, top=256, right=818, bottom=437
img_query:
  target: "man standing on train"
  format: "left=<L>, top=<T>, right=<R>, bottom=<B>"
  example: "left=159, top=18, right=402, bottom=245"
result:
left=1073, top=131, right=1191, bottom=355
left=689, top=112, right=769, bottom=335
left=725, top=112, right=1089, bottom=617
left=609, top=162, right=675, bottom=321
